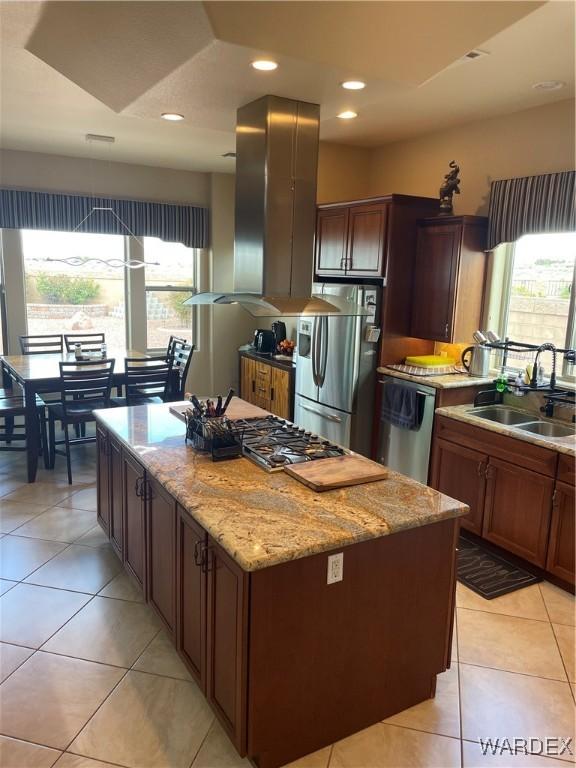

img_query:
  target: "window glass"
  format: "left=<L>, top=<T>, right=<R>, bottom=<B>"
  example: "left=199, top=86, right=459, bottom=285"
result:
left=21, top=230, right=126, bottom=347
left=499, top=232, right=576, bottom=371
left=143, top=237, right=195, bottom=351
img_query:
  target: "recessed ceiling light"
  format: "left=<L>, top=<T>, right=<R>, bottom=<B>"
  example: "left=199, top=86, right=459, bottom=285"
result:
left=341, top=80, right=366, bottom=90
left=532, top=80, right=565, bottom=91
left=251, top=60, right=278, bottom=71
left=337, top=110, right=358, bottom=120
left=161, top=113, right=185, bottom=121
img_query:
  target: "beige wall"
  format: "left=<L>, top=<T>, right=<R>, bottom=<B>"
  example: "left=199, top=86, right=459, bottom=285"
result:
left=317, top=141, right=372, bottom=204
left=367, top=99, right=575, bottom=215
left=0, top=148, right=210, bottom=205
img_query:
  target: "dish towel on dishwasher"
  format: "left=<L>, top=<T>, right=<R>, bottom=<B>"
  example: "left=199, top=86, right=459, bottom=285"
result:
left=381, top=382, right=424, bottom=430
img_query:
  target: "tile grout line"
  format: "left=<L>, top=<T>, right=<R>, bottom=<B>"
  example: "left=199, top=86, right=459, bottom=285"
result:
left=456, top=602, right=552, bottom=624
left=458, top=660, right=573, bottom=685
left=537, top=583, right=574, bottom=689
left=455, top=607, right=465, bottom=767
left=186, top=714, right=217, bottom=768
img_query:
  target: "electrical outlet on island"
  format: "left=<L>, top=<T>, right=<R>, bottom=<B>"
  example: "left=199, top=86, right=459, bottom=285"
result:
left=327, top=552, right=343, bottom=584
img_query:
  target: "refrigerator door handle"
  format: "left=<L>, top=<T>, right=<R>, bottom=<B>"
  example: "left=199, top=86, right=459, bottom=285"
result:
left=312, top=317, right=322, bottom=387
left=299, top=403, right=343, bottom=423
left=319, top=316, right=329, bottom=387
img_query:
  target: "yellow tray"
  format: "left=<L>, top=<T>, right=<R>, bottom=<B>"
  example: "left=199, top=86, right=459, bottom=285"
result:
left=405, top=355, right=455, bottom=367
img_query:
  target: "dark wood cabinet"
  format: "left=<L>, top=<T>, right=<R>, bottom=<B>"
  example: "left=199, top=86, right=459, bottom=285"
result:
left=96, top=426, right=110, bottom=535
left=315, top=207, right=349, bottom=274
left=147, top=476, right=177, bottom=633
left=123, top=451, right=146, bottom=589
left=206, top=539, right=248, bottom=754
left=109, top=436, right=123, bottom=558
left=239, top=352, right=294, bottom=420
left=176, top=506, right=207, bottom=688
left=482, top=457, right=554, bottom=567
left=430, top=438, right=486, bottom=536
left=546, top=480, right=575, bottom=585
left=411, top=216, right=487, bottom=343
left=346, top=203, right=387, bottom=276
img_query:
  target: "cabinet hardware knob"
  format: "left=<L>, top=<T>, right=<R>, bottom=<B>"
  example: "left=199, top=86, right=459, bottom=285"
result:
left=444, top=323, right=449, bottom=338
left=193, top=540, right=203, bottom=567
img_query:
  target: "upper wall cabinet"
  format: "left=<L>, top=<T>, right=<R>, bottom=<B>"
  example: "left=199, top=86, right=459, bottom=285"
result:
left=410, top=215, right=488, bottom=343
left=315, top=196, right=437, bottom=281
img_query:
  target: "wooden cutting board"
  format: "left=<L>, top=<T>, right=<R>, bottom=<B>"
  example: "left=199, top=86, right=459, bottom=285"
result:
left=284, top=454, right=387, bottom=492
left=169, top=397, right=271, bottom=423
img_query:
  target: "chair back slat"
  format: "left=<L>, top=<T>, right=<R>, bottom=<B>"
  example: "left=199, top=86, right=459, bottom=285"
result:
left=167, top=342, right=194, bottom=400
left=64, top=333, right=105, bottom=352
left=19, top=334, right=63, bottom=355
left=166, top=335, right=187, bottom=362
left=124, top=356, right=173, bottom=405
left=59, top=359, right=115, bottom=415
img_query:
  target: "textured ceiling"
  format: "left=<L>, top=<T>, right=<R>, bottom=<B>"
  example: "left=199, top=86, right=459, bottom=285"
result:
left=0, top=0, right=573, bottom=173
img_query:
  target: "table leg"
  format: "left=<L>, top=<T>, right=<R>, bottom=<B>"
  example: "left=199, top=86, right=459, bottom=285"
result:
left=25, top=381, right=40, bottom=483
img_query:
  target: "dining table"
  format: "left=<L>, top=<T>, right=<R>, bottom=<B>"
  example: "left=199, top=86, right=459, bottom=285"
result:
left=1, top=348, right=150, bottom=482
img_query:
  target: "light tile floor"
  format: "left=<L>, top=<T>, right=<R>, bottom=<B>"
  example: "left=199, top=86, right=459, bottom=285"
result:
left=0, top=447, right=574, bottom=768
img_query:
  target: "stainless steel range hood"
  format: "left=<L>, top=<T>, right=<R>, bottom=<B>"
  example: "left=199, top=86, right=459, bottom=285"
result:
left=185, top=95, right=367, bottom=317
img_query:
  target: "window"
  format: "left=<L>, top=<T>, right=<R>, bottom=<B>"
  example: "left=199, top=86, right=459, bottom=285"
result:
left=21, top=230, right=126, bottom=346
left=495, top=232, right=576, bottom=378
left=143, top=237, right=195, bottom=351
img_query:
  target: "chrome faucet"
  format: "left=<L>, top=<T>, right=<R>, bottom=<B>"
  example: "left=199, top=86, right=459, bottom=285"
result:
left=530, top=343, right=557, bottom=389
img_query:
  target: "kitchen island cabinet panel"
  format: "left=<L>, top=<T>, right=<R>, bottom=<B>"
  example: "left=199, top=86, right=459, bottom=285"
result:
left=123, top=451, right=146, bottom=590
left=431, top=438, right=486, bottom=535
left=546, top=480, right=575, bottom=585
left=96, top=426, right=110, bottom=535
left=176, top=507, right=207, bottom=689
left=109, top=436, right=123, bottom=558
left=206, top=539, right=248, bottom=755
left=147, top=476, right=176, bottom=634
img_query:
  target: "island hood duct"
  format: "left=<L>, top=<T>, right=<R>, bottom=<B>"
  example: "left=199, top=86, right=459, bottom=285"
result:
left=185, top=95, right=367, bottom=317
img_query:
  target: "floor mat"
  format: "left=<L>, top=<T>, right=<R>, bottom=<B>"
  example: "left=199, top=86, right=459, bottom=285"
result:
left=457, top=537, right=541, bottom=599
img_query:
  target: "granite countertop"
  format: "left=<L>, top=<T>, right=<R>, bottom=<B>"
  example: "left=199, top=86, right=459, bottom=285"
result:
left=436, top=404, right=576, bottom=457
left=377, top=366, right=494, bottom=390
left=95, top=400, right=468, bottom=572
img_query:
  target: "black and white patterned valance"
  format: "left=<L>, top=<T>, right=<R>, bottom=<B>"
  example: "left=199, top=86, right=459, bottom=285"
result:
left=0, top=188, right=209, bottom=249
left=487, top=171, right=575, bottom=250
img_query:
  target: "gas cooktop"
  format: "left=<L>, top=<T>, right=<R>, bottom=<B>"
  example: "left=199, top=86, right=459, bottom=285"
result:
left=229, top=415, right=347, bottom=472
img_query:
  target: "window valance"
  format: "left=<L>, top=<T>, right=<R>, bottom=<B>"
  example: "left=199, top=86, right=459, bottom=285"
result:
left=0, top=188, right=209, bottom=249
left=487, top=171, right=575, bottom=250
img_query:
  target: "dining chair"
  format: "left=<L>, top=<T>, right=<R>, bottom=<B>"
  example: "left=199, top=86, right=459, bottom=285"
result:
left=166, top=341, right=194, bottom=401
left=166, top=335, right=187, bottom=362
left=64, top=333, right=105, bottom=352
left=19, top=334, right=64, bottom=354
left=47, top=359, right=115, bottom=484
left=0, top=384, right=49, bottom=468
left=111, top=356, right=173, bottom=407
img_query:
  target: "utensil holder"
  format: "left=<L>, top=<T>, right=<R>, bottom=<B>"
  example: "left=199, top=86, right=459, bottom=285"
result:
left=184, top=412, right=243, bottom=461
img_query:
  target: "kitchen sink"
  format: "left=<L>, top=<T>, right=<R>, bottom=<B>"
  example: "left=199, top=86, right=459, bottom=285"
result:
left=516, top=422, right=576, bottom=438
left=469, top=407, right=533, bottom=426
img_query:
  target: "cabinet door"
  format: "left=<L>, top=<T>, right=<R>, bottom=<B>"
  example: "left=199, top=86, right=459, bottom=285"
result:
left=109, top=436, right=123, bottom=558
left=206, top=539, right=248, bottom=754
left=147, top=476, right=177, bottom=633
left=96, top=426, right=110, bottom=535
left=270, top=367, right=291, bottom=420
left=546, top=480, right=575, bottom=584
left=176, top=507, right=207, bottom=688
left=482, top=457, right=554, bottom=567
left=411, top=223, right=461, bottom=341
left=346, top=203, right=387, bottom=276
left=315, top=207, right=348, bottom=275
left=430, top=438, right=487, bottom=535
left=240, top=357, right=256, bottom=404
left=123, top=452, right=147, bottom=589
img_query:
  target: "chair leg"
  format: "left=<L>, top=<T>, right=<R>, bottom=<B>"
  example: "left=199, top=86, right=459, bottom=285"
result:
left=63, top=423, right=73, bottom=485
left=48, top=414, right=56, bottom=470
left=5, top=415, right=14, bottom=444
left=80, top=422, right=86, bottom=438
left=39, top=408, right=50, bottom=470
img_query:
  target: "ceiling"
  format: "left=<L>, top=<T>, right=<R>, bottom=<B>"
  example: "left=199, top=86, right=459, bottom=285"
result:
left=0, top=0, right=573, bottom=173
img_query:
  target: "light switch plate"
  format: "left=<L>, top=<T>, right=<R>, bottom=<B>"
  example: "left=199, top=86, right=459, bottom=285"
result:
left=327, top=552, right=343, bottom=584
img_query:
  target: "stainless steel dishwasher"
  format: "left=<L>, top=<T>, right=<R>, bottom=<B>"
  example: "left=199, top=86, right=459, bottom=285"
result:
left=378, top=375, right=436, bottom=484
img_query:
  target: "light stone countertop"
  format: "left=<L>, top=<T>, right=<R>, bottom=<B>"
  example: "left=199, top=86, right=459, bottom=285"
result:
left=435, top=404, right=576, bottom=457
left=377, top=366, right=494, bottom=389
left=95, top=401, right=468, bottom=572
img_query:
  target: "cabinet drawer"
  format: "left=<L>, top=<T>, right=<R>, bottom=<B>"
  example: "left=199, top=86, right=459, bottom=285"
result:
left=557, top=454, right=575, bottom=485
left=435, top=416, right=558, bottom=477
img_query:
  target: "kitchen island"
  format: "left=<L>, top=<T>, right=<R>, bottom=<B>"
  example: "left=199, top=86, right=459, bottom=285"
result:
left=94, top=399, right=467, bottom=768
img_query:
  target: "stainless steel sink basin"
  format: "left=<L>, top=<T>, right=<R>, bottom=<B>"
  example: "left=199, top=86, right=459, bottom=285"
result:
left=469, top=407, right=533, bottom=426
left=516, top=422, right=576, bottom=438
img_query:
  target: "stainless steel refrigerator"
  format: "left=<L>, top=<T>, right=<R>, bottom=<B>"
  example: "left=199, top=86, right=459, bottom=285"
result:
left=294, top=283, right=381, bottom=456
